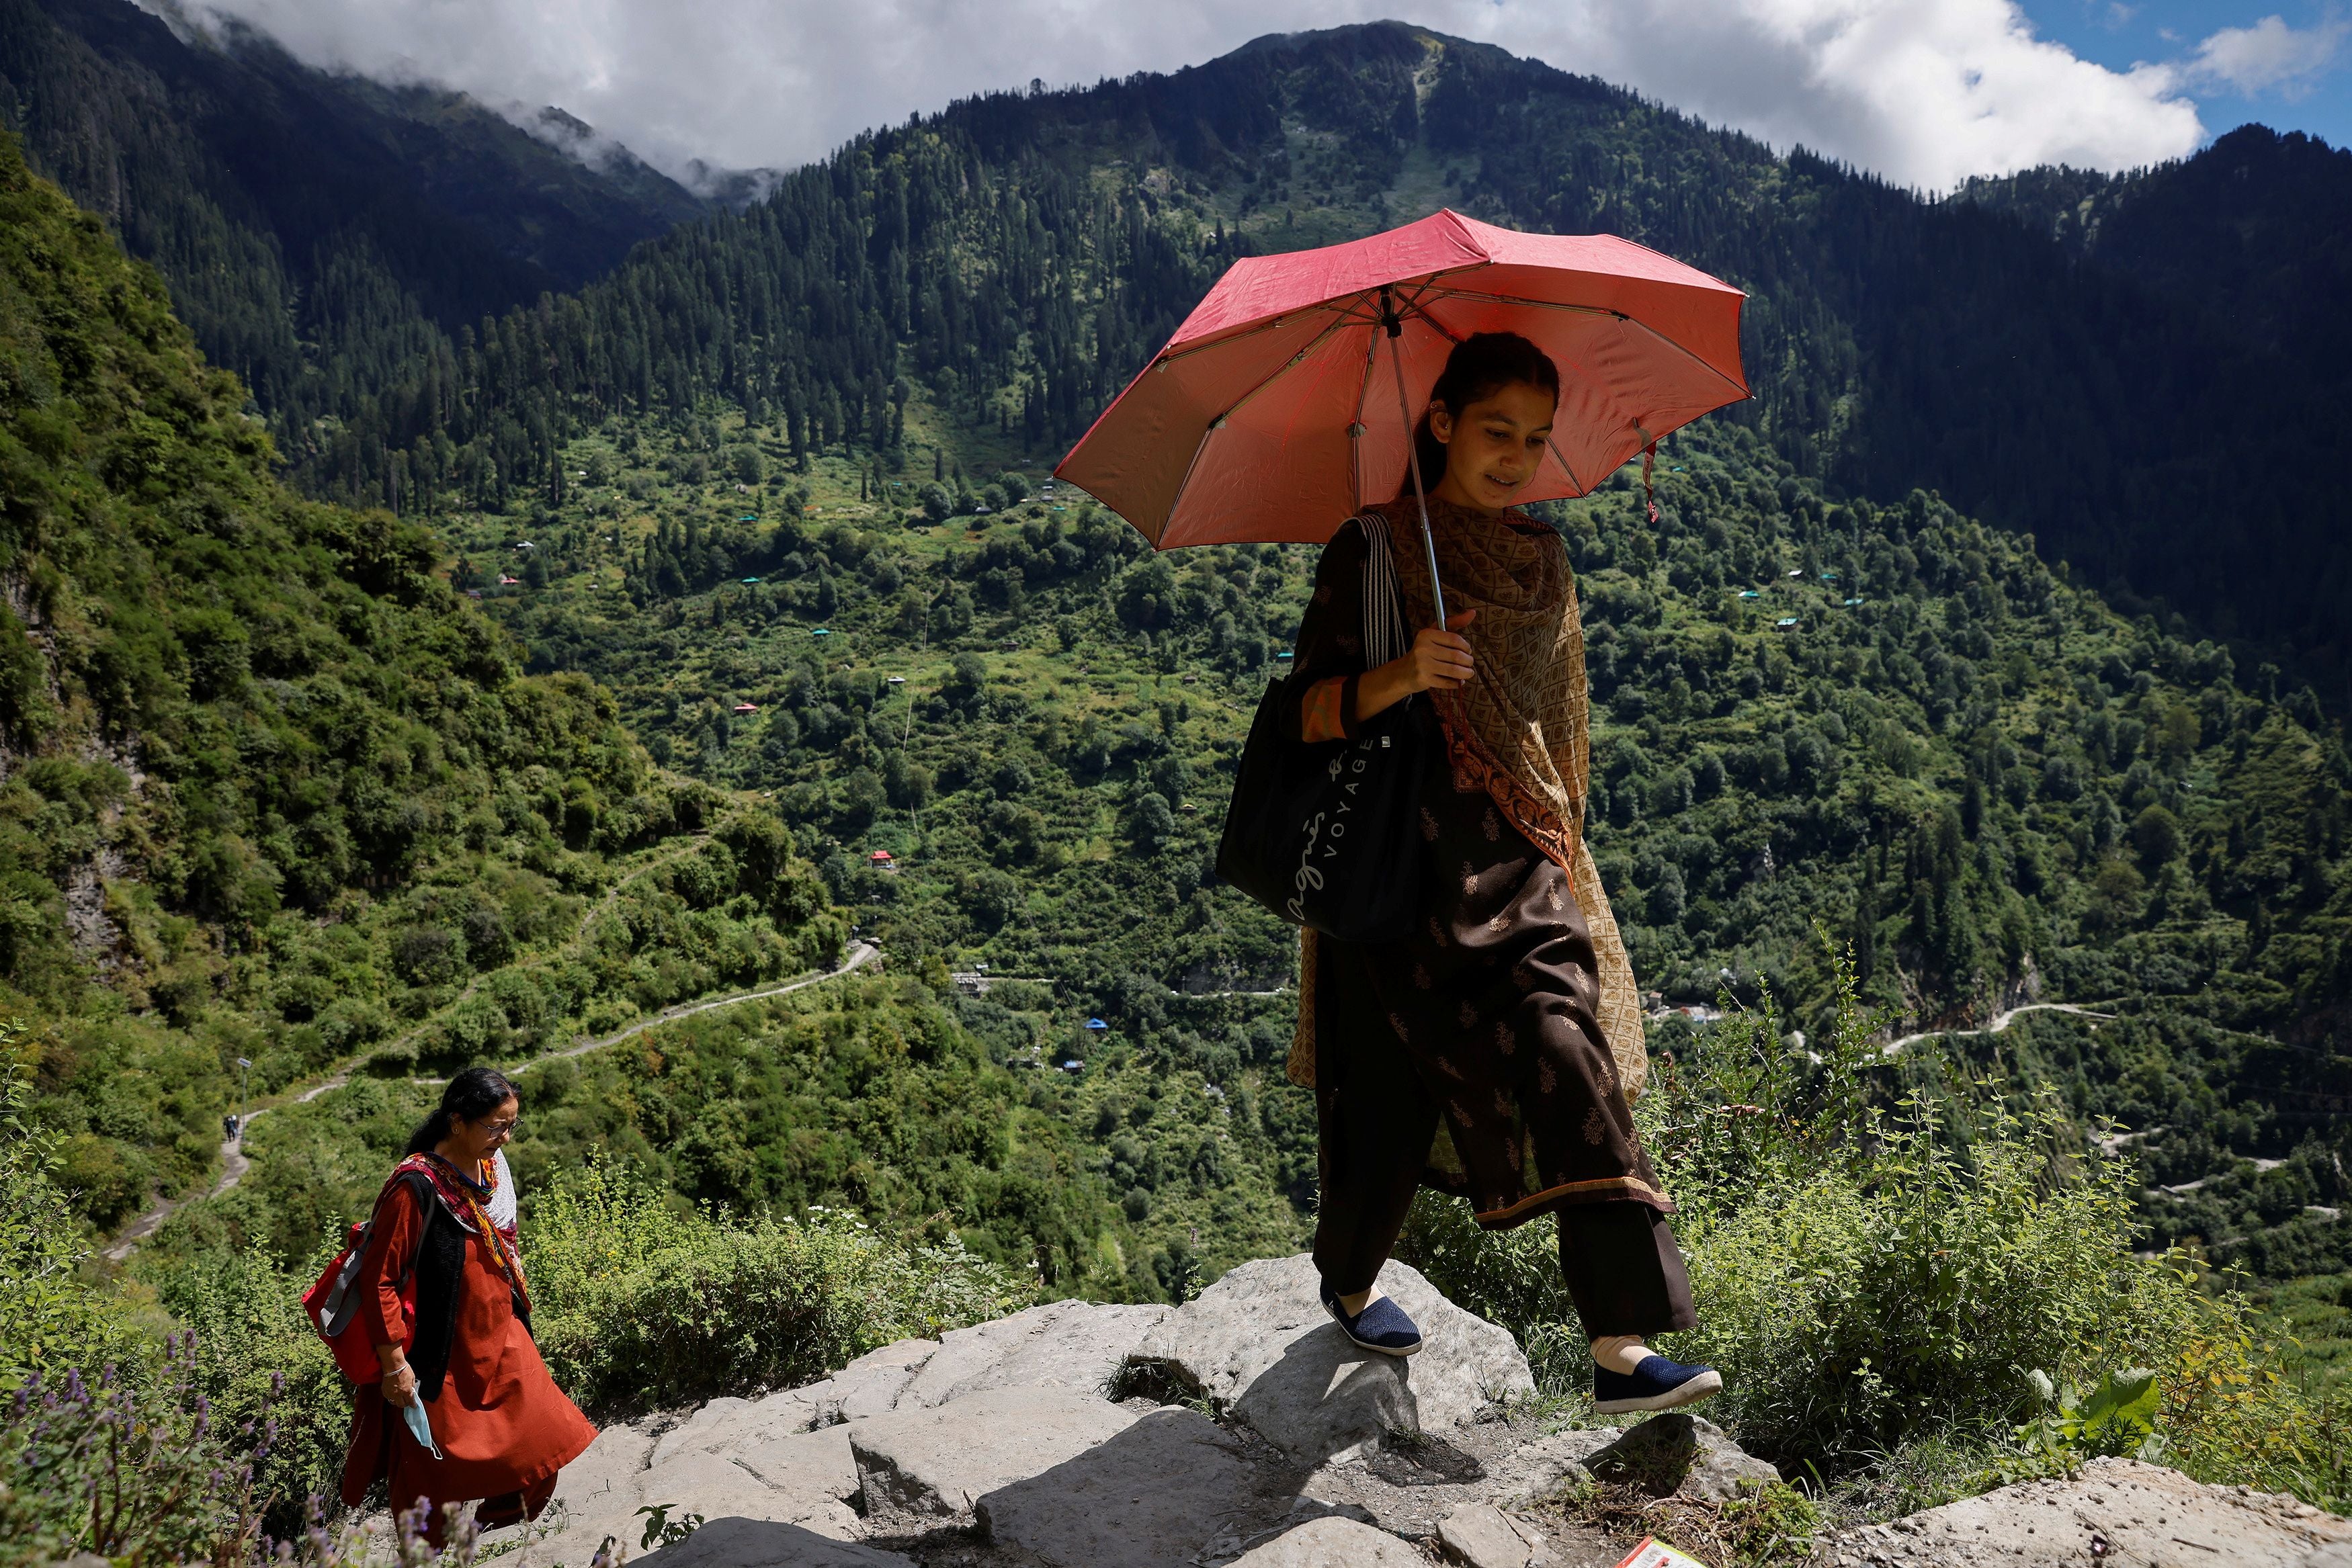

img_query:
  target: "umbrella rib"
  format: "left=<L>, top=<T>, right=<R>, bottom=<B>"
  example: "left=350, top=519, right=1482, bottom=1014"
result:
left=1209, top=313, right=1357, bottom=426
left=1154, top=300, right=1351, bottom=367
left=1347, top=315, right=1380, bottom=514
left=1157, top=421, right=1220, bottom=549
left=1402, top=301, right=1463, bottom=343
left=1159, top=313, right=1361, bottom=543
left=1544, top=437, right=1589, bottom=498
left=1152, top=269, right=1484, bottom=366
left=1610, top=311, right=1751, bottom=401
left=1419, top=286, right=1621, bottom=318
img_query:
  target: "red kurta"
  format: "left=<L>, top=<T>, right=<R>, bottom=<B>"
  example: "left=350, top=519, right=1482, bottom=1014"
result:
left=339, top=1165, right=595, bottom=1521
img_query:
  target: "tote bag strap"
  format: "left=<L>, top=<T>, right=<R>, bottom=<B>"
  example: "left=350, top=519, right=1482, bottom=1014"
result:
left=1354, top=513, right=1411, bottom=670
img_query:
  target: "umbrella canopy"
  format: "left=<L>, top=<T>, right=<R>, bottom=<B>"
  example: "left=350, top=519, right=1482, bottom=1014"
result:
left=1056, top=208, right=1748, bottom=552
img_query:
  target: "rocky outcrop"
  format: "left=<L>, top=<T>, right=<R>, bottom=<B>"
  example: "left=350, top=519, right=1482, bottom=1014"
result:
left=1437, top=1501, right=1554, bottom=1568
left=1132, top=1255, right=1536, bottom=1463
left=1226, top=1516, right=1428, bottom=1565
left=972, top=1405, right=1257, bottom=1568
left=487, top=1256, right=2345, bottom=1568
left=1820, top=1456, right=2352, bottom=1567
left=1580, top=1412, right=1779, bottom=1504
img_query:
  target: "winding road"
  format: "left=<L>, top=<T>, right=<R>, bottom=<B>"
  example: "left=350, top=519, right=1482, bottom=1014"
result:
left=100, top=941, right=880, bottom=1263
left=1878, top=1000, right=2114, bottom=1058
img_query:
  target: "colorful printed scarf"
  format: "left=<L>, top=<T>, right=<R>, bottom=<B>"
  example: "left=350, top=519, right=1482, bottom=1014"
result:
left=386, top=1149, right=530, bottom=1312
left=1372, top=495, right=1646, bottom=1094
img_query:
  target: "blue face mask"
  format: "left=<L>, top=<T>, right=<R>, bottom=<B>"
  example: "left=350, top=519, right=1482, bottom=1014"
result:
left=402, top=1397, right=443, bottom=1460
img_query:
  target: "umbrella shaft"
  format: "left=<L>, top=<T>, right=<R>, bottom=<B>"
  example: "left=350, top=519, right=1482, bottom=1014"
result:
left=1386, top=328, right=1447, bottom=629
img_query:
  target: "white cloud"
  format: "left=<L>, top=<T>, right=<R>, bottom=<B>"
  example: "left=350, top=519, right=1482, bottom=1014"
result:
left=167, top=0, right=2213, bottom=193
left=1478, top=0, right=2207, bottom=189
left=2179, top=13, right=2348, bottom=99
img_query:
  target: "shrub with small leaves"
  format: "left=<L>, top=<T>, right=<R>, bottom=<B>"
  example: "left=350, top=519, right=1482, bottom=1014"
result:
left=0, top=1338, right=270, bottom=1568
left=528, top=1156, right=1032, bottom=1411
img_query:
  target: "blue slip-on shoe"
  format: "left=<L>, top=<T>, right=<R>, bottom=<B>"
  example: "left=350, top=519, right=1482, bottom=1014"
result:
left=1592, top=1354, right=1722, bottom=1414
left=1320, top=1282, right=1425, bottom=1357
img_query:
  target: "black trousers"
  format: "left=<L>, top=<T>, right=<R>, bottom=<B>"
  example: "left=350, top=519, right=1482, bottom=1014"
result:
left=1311, top=1006, right=1697, bottom=1339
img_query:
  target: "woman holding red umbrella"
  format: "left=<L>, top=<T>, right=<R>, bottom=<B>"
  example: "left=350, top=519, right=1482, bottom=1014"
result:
left=1279, top=329, right=1716, bottom=1413
left=1060, top=211, right=1750, bottom=1411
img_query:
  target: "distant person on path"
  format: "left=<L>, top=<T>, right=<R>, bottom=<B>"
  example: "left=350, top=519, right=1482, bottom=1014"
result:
left=222, top=1113, right=238, bottom=1143
left=1286, top=332, right=1719, bottom=1413
left=339, top=1068, right=596, bottom=1544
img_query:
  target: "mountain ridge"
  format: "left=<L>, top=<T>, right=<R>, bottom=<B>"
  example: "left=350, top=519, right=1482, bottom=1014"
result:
left=46, top=13, right=2336, bottom=693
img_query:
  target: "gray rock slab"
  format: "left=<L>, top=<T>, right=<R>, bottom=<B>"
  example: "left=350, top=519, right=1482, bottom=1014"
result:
left=1438, top=1501, right=1540, bottom=1568
left=726, top=1424, right=862, bottom=1507
left=650, top=1396, right=756, bottom=1467
left=1134, top=1254, right=1533, bottom=1463
left=1488, top=1427, right=1615, bottom=1508
left=550, top=1418, right=659, bottom=1513
left=898, top=1299, right=1170, bottom=1409
left=521, top=1426, right=862, bottom=1567
left=847, top=1385, right=1138, bottom=1519
left=974, top=1405, right=1256, bottom=1567
left=636, top=1516, right=913, bottom=1568
left=1581, top=1413, right=1779, bottom=1503
left=1821, top=1458, right=2352, bottom=1567
left=503, top=1420, right=659, bottom=1567
left=650, top=1383, right=835, bottom=1465
left=810, top=1338, right=940, bottom=1425
left=1228, top=1517, right=1427, bottom=1567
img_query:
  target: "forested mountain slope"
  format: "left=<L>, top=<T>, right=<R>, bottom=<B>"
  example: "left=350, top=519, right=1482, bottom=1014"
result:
left=0, top=0, right=710, bottom=476
left=455, top=366, right=2352, bottom=1286
left=0, top=128, right=844, bottom=1237
left=0, top=132, right=1272, bottom=1311
left=1958, top=124, right=2352, bottom=388
left=34, top=19, right=2341, bottom=693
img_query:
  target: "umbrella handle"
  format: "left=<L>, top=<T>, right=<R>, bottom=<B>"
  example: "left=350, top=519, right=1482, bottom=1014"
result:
left=1383, top=308, right=1447, bottom=629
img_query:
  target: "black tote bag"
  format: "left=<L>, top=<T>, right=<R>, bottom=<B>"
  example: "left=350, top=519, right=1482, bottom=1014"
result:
left=1216, top=515, right=1433, bottom=944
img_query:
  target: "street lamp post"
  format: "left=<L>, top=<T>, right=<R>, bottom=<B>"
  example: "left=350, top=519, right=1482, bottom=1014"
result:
left=235, top=1057, right=252, bottom=1144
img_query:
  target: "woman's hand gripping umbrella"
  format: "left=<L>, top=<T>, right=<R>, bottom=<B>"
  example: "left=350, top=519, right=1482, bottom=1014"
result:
left=1058, top=208, right=1749, bottom=1409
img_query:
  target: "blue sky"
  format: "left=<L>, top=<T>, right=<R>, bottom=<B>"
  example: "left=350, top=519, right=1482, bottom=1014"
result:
left=176, top=0, right=2349, bottom=191
left=2032, top=0, right=2350, bottom=152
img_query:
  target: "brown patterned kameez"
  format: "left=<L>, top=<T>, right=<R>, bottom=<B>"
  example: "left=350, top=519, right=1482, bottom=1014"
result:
left=1282, top=500, right=1694, bottom=1338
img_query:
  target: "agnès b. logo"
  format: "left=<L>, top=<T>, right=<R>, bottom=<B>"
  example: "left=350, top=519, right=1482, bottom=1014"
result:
left=1282, top=810, right=1329, bottom=921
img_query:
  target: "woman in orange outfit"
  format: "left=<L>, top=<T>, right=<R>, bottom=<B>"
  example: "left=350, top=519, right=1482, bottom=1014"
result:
left=339, top=1068, right=596, bottom=1544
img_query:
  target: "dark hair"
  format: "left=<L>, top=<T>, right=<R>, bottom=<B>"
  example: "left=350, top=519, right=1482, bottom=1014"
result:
left=405, top=1066, right=518, bottom=1156
left=1402, top=331, right=1562, bottom=495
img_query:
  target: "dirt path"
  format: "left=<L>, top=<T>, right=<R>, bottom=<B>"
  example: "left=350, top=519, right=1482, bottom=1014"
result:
left=101, top=942, right=880, bottom=1263
left=102, top=1075, right=351, bottom=1261
left=539, top=940, right=878, bottom=1063
left=1879, top=1000, right=2115, bottom=1057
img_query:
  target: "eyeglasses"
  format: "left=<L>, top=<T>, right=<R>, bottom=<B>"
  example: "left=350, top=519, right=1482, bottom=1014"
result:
left=480, top=1117, right=521, bottom=1137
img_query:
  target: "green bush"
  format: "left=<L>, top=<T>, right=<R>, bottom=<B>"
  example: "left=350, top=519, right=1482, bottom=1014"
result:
left=0, top=1043, right=144, bottom=1388
left=151, top=1239, right=351, bottom=1540
left=0, top=1340, right=269, bottom=1568
left=529, top=1157, right=1032, bottom=1412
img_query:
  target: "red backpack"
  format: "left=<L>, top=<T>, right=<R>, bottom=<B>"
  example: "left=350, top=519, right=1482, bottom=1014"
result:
left=302, top=1170, right=429, bottom=1384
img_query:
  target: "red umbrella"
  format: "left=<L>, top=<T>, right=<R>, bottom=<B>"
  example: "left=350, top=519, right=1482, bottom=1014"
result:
left=1056, top=208, right=1747, bottom=617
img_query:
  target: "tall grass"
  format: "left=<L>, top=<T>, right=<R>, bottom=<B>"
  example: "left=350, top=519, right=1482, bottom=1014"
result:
left=1399, top=939, right=2349, bottom=1510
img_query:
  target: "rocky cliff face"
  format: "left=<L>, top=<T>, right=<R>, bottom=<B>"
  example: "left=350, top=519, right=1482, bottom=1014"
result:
left=463, top=1254, right=2350, bottom=1567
